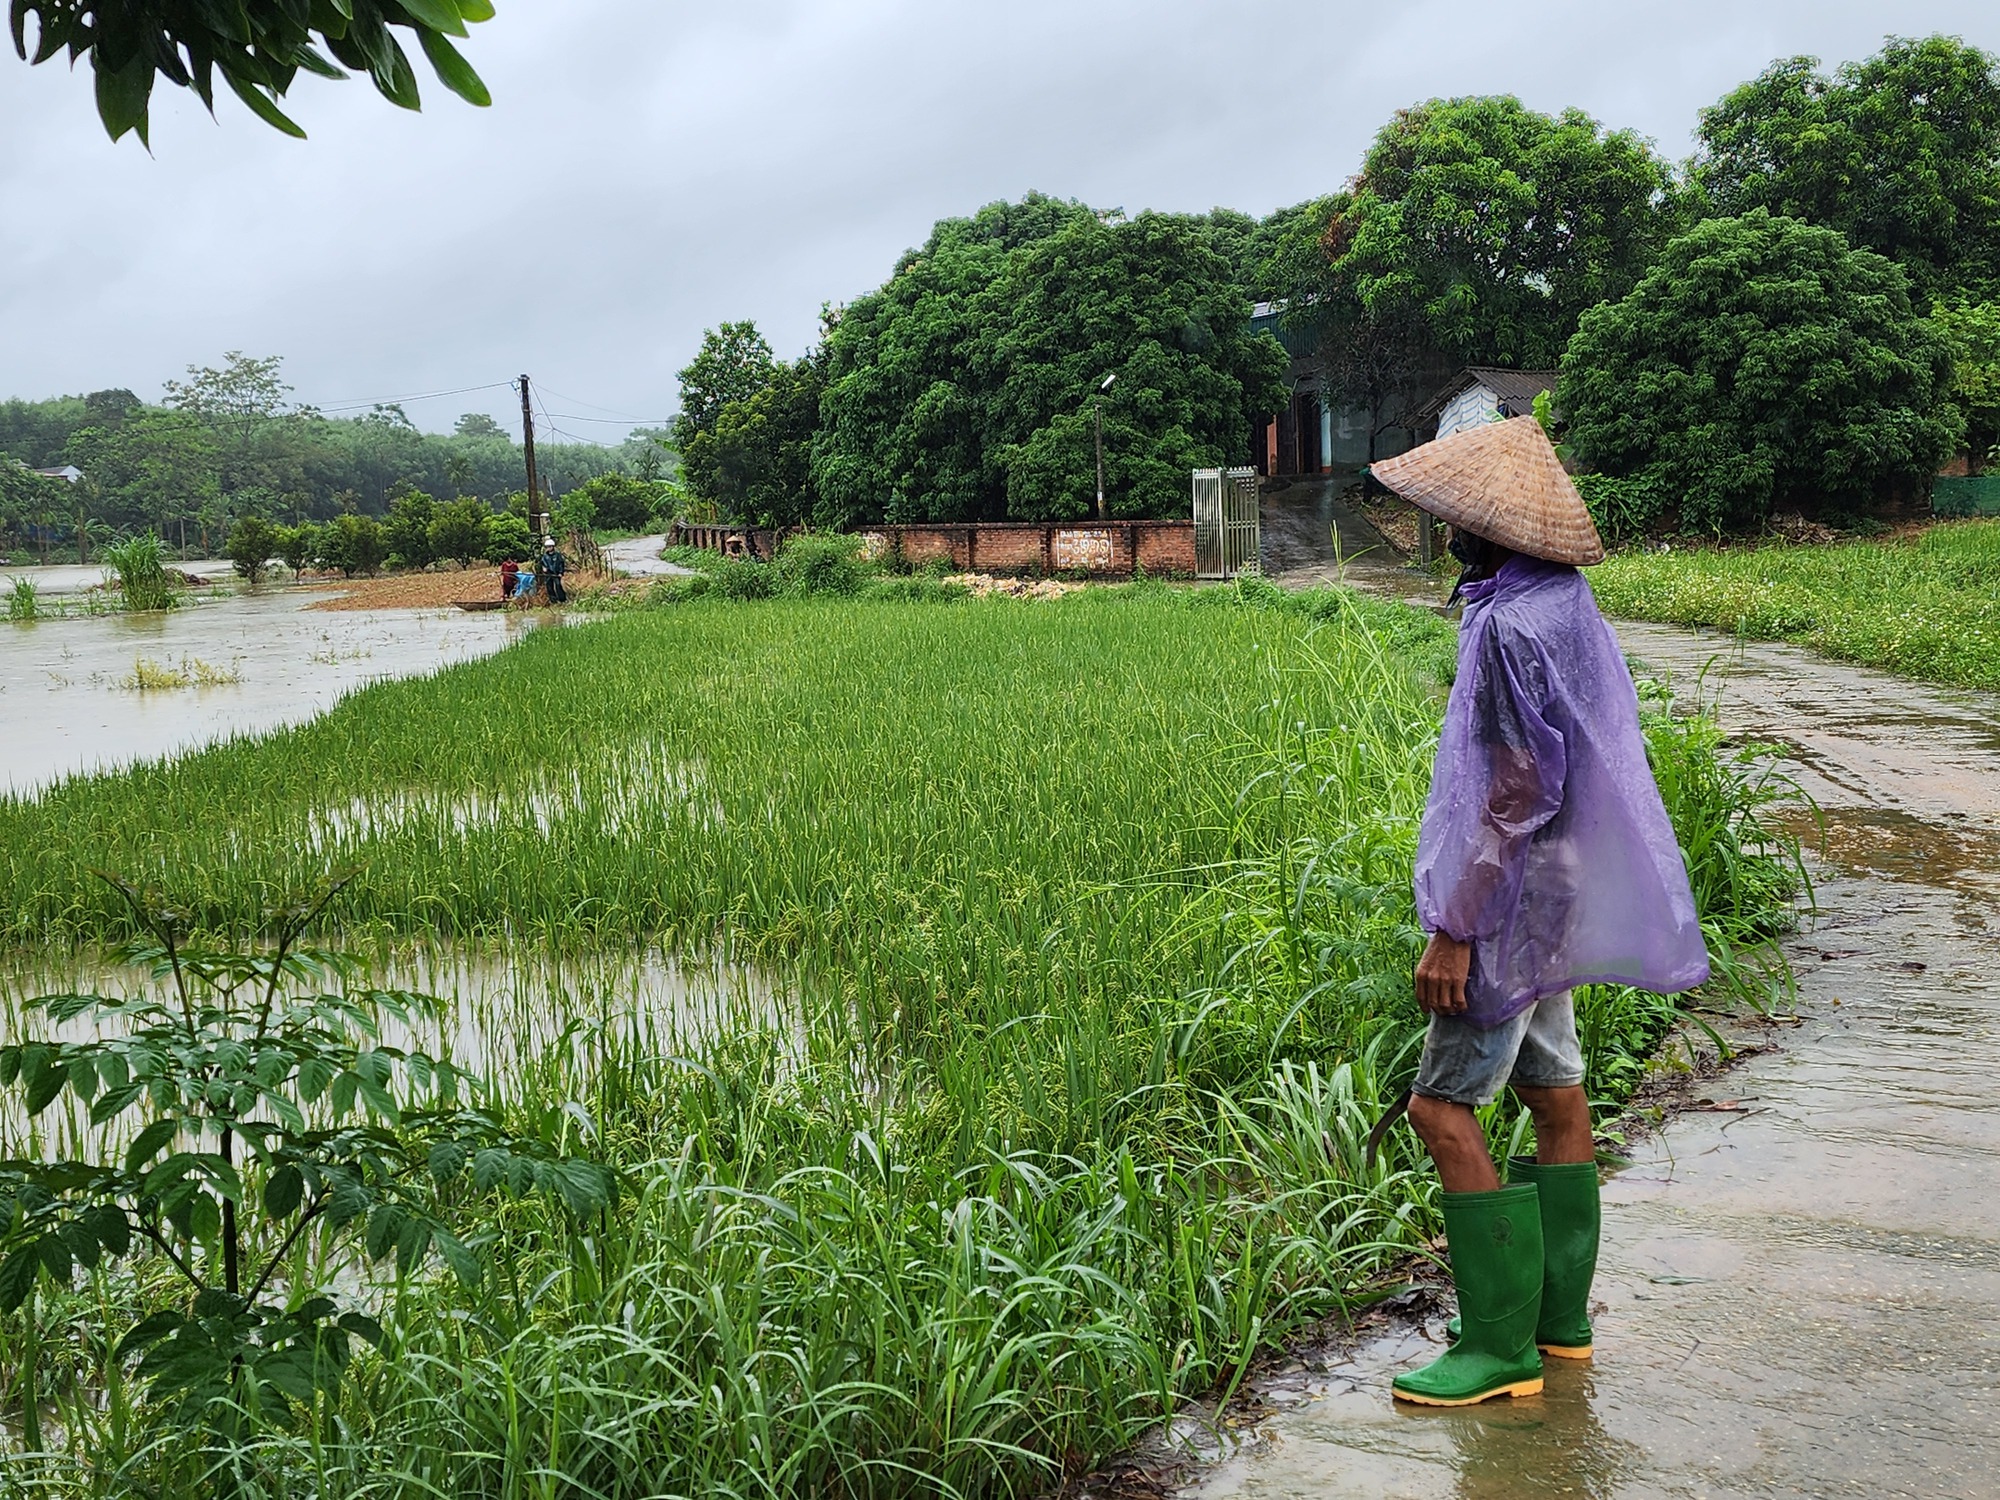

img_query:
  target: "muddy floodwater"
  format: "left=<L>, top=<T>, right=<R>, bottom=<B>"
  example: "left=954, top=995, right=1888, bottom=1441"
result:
left=0, top=587, right=557, bottom=796
left=1189, top=622, right=2000, bottom=1500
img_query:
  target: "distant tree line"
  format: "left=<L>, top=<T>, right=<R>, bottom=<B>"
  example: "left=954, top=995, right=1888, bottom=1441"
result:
left=0, top=353, right=678, bottom=562
left=680, top=33, right=2000, bottom=536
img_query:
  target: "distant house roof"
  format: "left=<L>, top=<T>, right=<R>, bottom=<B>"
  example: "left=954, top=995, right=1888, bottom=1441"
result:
left=31, top=464, right=84, bottom=484
left=1416, top=367, right=1559, bottom=424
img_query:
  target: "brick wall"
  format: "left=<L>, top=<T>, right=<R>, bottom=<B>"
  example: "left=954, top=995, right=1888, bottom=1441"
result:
left=858, top=521, right=1195, bottom=578
left=673, top=519, right=1197, bottom=578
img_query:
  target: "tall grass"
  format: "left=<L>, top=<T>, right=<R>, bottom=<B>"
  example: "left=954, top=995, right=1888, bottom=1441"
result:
left=99, top=534, right=180, bottom=613
left=0, top=587, right=1805, bottom=1497
left=1591, top=520, right=2000, bottom=690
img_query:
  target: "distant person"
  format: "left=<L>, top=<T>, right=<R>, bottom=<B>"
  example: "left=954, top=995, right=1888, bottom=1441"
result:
left=538, top=535, right=568, bottom=605
left=512, top=561, right=536, bottom=601
left=1366, top=417, right=1709, bottom=1408
left=499, top=557, right=519, bottom=602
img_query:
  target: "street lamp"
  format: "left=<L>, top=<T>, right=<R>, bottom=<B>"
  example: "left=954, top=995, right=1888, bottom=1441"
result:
left=1094, top=372, right=1116, bottom=520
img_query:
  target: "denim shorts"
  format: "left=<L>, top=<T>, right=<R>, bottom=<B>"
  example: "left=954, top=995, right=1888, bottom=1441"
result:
left=1413, top=991, right=1584, bottom=1106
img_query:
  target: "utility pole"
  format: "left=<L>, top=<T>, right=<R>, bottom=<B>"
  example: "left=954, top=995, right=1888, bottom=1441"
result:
left=518, top=374, right=542, bottom=536
left=1094, top=372, right=1116, bottom=521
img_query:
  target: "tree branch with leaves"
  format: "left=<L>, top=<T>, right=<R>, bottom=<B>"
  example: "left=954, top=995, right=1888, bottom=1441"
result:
left=10, top=0, right=496, bottom=144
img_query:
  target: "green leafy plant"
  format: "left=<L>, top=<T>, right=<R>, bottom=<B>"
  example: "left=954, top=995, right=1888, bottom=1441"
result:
left=1559, top=210, right=1958, bottom=531
left=7, top=575, right=37, bottom=621
left=276, top=521, right=322, bottom=579
left=100, top=533, right=180, bottom=612
left=0, top=871, right=614, bottom=1429
left=9, top=0, right=497, bottom=145
left=224, top=514, right=278, bottom=582
left=773, top=531, right=869, bottom=597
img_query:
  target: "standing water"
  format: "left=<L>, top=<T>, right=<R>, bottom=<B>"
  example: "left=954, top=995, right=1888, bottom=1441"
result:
left=1187, top=622, right=2000, bottom=1500
left=0, top=586, right=557, bottom=796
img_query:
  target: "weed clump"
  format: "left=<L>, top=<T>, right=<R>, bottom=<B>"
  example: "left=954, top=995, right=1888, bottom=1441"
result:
left=102, top=534, right=181, bottom=613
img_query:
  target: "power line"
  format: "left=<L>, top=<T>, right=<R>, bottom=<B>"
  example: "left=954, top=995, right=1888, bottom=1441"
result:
left=533, top=383, right=662, bottom=423
left=313, top=380, right=514, bottom=414
left=546, top=411, right=673, bottom=426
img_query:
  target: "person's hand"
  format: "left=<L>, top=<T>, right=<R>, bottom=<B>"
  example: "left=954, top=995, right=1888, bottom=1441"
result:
left=1416, top=931, right=1472, bottom=1015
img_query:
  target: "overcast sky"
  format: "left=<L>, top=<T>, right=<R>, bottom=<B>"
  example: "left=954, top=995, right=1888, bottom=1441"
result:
left=3, top=0, right=1995, bottom=440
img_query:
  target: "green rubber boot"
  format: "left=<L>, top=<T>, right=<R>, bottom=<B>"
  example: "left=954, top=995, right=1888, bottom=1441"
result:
left=1393, top=1183, right=1544, bottom=1407
left=1526, top=1160, right=1599, bottom=1359
left=1446, top=1158, right=1599, bottom=1359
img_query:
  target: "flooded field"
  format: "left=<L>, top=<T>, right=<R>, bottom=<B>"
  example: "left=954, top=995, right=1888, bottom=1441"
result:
left=0, top=585, right=561, bottom=796
left=0, top=558, right=236, bottom=598
left=1186, top=621, right=2000, bottom=1500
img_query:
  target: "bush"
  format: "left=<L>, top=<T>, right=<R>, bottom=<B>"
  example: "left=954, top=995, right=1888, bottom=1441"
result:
left=1559, top=210, right=1959, bottom=531
left=101, top=533, right=179, bottom=611
left=709, top=556, right=775, bottom=599
left=277, top=521, right=321, bottom=577
left=427, top=497, right=492, bottom=564
left=551, top=490, right=596, bottom=538
left=384, top=487, right=438, bottom=569
left=1572, top=472, right=1668, bottom=543
left=567, top=472, right=666, bottom=532
left=773, top=532, right=869, bottom=597
left=484, top=510, right=533, bottom=563
left=224, top=514, right=278, bottom=581
left=320, top=513, right=387, bottom=577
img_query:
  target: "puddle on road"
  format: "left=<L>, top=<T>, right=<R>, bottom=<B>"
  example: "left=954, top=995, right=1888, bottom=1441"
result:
left=0, top=587, right=562, bottom=796
left=1188, top=623, right=2000, bottom=1500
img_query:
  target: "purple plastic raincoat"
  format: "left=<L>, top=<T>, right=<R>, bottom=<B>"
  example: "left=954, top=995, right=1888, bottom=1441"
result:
left=1415, top=555, right=1710, bottom=1027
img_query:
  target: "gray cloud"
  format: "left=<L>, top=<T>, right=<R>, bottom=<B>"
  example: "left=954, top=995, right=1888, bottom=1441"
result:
left=2, top=0, right=1993, bottom=436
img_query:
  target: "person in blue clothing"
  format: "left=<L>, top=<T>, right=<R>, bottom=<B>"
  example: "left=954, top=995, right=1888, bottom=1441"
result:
left=537, top=535, right=568, bottom=605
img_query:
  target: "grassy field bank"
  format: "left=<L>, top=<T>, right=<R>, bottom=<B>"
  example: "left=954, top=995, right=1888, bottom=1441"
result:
left=0, top=585, right=1801, bottom=1497
left=1590, top=520, right=2000, bottom=691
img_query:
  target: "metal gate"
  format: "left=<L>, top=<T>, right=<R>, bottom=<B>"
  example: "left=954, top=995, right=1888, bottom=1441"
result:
left=1192, top=466, right=1260, bottom=579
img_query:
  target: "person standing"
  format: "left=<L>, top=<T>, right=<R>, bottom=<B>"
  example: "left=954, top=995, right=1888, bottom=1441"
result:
left=1367, top=417, right=1710, bottom=1408
left=499, top=556, right=519, bottom=603
left=537, top=535, right=568, bottom=606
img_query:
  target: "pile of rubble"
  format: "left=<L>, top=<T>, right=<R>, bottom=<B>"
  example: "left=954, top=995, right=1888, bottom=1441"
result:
left=943, top=572, right=1082, bottom=599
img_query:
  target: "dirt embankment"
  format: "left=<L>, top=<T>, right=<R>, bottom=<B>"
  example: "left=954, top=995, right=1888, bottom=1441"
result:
left=306, top=568, right=635, bottom=612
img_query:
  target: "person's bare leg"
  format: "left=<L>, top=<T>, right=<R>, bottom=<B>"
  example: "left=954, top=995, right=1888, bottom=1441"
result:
left=1514, top=1083, right=1593, bottom=1165
left=1408, top=1093, right=1501, bottom=1193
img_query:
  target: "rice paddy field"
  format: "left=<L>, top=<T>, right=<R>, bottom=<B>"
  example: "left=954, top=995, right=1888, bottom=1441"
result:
left=0, top=583, right=1801, bottom=1498
left=1589, top=519, right=2000, bottom=692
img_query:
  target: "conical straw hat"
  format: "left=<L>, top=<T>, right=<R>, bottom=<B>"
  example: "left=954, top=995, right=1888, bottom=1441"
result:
left=1369, top=416, right=1604, bottom=566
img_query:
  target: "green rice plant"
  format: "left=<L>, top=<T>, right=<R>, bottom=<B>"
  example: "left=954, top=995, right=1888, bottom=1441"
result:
left=6, top=579, right=36, bottom=622
left=0, top=586, right=1810, bottom=1497
left=100, top=535, right=180, bottom=614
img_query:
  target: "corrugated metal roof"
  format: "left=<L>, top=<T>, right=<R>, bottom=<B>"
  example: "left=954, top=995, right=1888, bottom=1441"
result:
left=1416, top=366, right=1559, bottom=422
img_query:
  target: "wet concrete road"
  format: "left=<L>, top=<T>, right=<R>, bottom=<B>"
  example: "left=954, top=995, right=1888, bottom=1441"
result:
left=1189, top=624, right=2000, bottom=1500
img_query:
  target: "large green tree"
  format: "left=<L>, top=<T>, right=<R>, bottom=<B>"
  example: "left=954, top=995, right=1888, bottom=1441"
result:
left=1331, top=96, right=1674, bottom=369
left=10, top=0, right=494, bottom=143
left=1693, top=35, right=2000, bottom=299
left=62, top=409, right=222, bottom=536
left=1559, top=211, right=1958, bottom=531
left=1931, top=298, right=2000, bottom=462
left=698, top=358, right=825, bottom=530
left=813, top=196, right=1285, bottom=525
